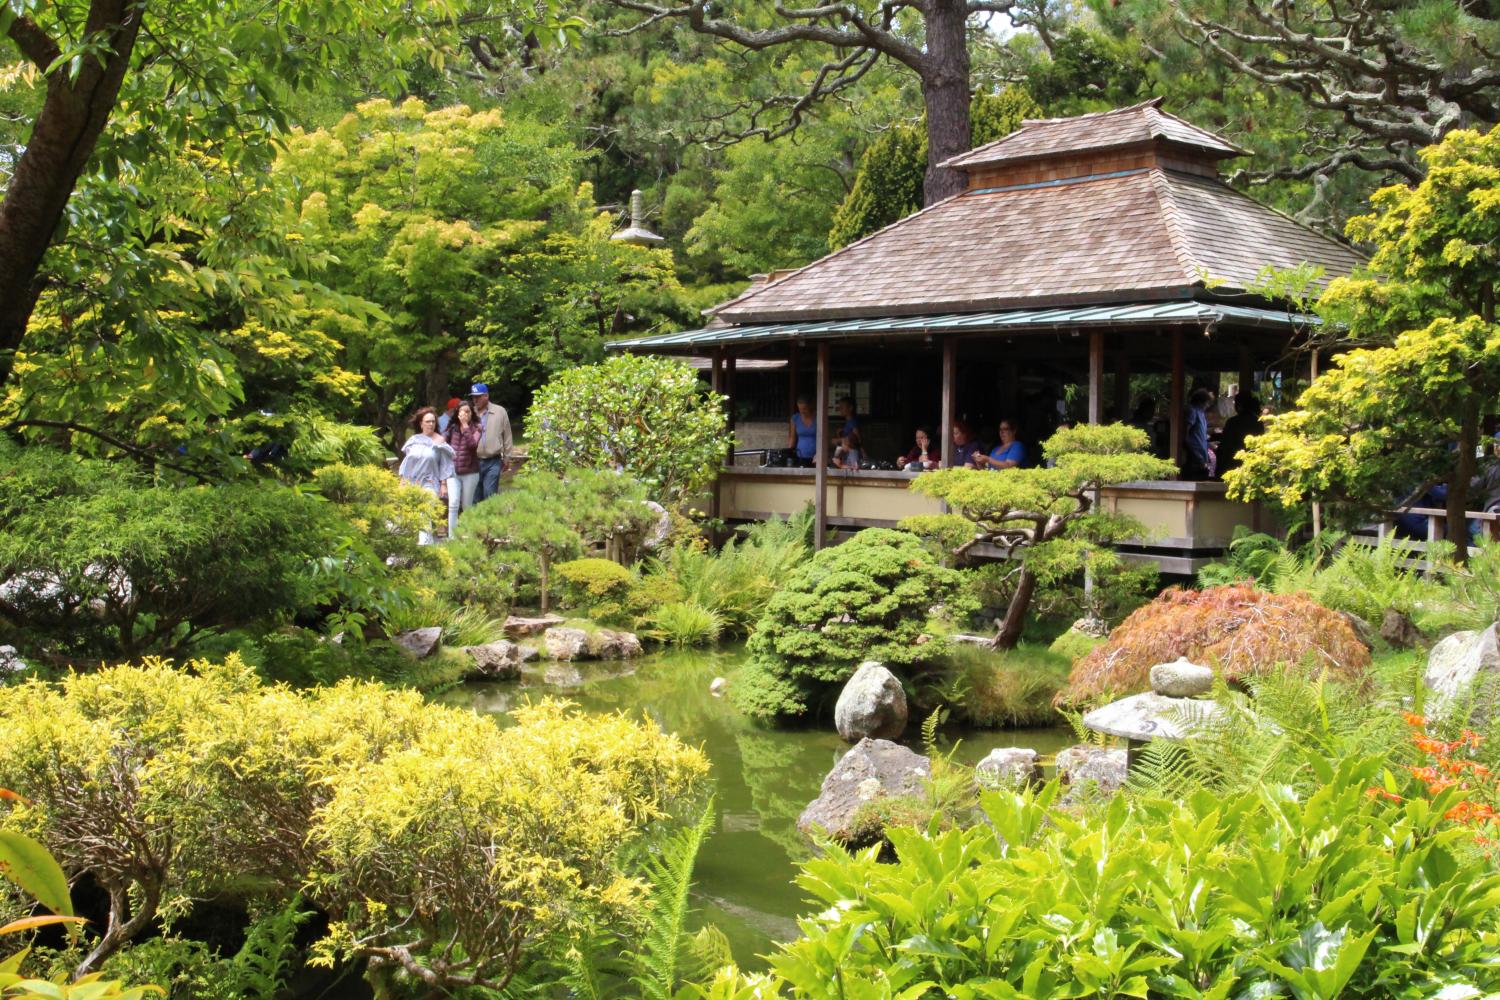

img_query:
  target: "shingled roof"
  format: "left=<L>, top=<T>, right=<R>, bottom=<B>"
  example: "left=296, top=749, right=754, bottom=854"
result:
left=712, top=104, right=1364, bottom=325
left=943, top=98, right=1244, bottom=170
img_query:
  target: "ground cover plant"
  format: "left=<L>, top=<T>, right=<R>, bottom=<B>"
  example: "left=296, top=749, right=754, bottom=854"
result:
left=1065, top=584, right=1372, bottom=705
left=708, top=755, right=1500, bottom=998
left=0, top=658, right=709, bottom=992
left=735, top=528, right=969, bottom=721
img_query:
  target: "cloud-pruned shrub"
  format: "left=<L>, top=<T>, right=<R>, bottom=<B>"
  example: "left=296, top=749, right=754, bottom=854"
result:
left=734, top=528, right=969, bottom=720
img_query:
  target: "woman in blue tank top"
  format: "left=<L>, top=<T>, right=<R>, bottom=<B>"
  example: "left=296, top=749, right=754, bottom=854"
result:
left=787, top=396, right=819, bottom=462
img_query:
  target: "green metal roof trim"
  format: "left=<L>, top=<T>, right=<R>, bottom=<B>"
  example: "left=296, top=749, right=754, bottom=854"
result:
left=606, top=301, right=1315, bottom=351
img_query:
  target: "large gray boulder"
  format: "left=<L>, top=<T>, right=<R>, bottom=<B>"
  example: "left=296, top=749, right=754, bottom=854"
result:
left=505, top=614, right=565, bottom=638
left=975, top=747, right=1042, bottom=789
left=586, top=629, right=643, bottom=660
left=394, top=626, right=442, bottom=659
left=834, top=662, right=908, bottom=742
left=1055, top=744, right=1129, bottom=797
left=1424, top=624, right=1500, bottom=721
left=798, top=738, right=930, bottom=843
left=543, top=627, right=589, bottom=661
left=463, top=640, right=530, bottom=680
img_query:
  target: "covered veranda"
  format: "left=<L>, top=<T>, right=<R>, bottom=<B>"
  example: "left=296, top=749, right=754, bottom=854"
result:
left=612, top=301, right=1305, bottom=573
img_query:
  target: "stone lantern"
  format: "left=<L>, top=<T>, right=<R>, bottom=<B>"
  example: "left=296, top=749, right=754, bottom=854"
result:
left=610, top=189, right=665, bottom=247
left=1082, top=657, right=1224, bottom=768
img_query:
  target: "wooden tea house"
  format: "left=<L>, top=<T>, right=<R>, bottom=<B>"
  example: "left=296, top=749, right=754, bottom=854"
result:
left=609, top=100, right=1367, bottom=571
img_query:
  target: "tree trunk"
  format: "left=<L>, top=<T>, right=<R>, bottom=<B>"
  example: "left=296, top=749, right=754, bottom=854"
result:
left=0, top=1, right=143, bottom=391
left=992, top=565, right=1037, bottom=651
left=539, top=552, right=551, bottom=613
left=1449, top=398, right=1481, bottom=565
left=919, top=0, right=972, bottom=205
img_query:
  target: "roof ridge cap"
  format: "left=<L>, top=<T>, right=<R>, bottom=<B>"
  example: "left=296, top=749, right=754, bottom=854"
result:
left=1016, top=97, right=1164, bottom=127
left=714, top=189, right=973, bottom=316
left=1149, top=168, right=1204, bottom=287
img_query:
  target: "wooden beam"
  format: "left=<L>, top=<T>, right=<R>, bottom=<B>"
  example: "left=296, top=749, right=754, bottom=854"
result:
left=1087, top=330, right=1104, bottom=425
left=814, top=342, right=830, bottom=549
left=1169, top=329, right=1184, bottom=466
left=940, top=336, right=957, bottom=467
left=788, top=342, right=800, bottom=411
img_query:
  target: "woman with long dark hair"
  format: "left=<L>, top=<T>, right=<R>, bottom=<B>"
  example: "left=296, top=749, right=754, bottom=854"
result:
left=445, top=400, right=481, bottom=534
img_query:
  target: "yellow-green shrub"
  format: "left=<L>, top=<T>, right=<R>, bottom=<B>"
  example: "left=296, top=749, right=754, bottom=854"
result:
left=555, top=557, right=636, bottom=624
left=0, top=659, right=709, bottom=990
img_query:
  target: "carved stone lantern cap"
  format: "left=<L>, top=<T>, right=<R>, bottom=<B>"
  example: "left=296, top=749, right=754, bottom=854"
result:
left=610, top=189, right=665, bottom=247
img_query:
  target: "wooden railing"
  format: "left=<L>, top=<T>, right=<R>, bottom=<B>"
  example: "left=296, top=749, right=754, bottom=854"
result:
left=1360, top=506, right=1500, bottom=570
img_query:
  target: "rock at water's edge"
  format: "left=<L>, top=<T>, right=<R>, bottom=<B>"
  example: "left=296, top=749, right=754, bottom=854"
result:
left=975, top=747, right=1041, bottom=789
left=543, top=627, right=589, bottom=661
left=834, top=662, right=908, bottom=742
left=463, top=640, right=525, bottom=680
left=1055, top=744, right=1129, bottom=797
left=505, top=614, right=566, bottom=639
left=394, top=627, right=442, bottom=659
left=586, top=629, right=643, bottom=660
left=798, top=738, right=930, bottom=843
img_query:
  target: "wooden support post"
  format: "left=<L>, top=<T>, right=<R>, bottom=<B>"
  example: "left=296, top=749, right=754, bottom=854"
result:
left=710, top=349, right=724, bottom=527
left=814, top=343, right=830, bottom=550
left=1114, top=354, right=1131, bottom=421
left=940, top=336, right=957, bottom=468
left=724, top=353, right=737, bottom=468
left=1169, top=329, right=1184, bottom=466
left=1087, top=330, right=1104, bottom=425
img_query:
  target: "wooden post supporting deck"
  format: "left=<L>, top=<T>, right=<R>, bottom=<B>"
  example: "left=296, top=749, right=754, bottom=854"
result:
left=1087, top=330, right=1104, bottom=425
left=940, top=336, right=956, bottom=467
left=724, top=352, right=737, bottom=467
left=1169, top=329, right=1184, bottom=466
left=814, top=342, right=830, bottom=549
left=710, top=350, right=724, bottom=526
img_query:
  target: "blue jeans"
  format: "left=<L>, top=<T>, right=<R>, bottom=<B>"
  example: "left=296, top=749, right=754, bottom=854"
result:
left=477, top=457, right=503, bottom=502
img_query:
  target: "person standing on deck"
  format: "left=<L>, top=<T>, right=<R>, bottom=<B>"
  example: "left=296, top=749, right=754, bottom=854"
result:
left=1182, top=387, right=1215, bottom=480
left=471, top=382, right=512, bottom=502
left=788, top=396, right=819, bottom=467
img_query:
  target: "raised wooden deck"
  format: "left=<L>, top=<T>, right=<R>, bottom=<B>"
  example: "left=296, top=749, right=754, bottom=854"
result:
left=719, top=468, right=1268, bottom=574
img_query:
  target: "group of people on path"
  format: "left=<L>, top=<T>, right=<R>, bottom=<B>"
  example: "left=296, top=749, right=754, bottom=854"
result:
left=397, top=383, right=512, bottom=542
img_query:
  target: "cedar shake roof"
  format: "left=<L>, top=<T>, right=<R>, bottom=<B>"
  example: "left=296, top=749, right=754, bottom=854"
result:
left=942, top=98, right=1244, bottom=171
left=714, top=168, right=1366, bottom=324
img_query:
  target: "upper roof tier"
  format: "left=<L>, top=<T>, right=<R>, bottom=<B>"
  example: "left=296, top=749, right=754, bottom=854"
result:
left=942, top=98, right=1245, bottom=172
left=709, top=102, right=1364, bottom=325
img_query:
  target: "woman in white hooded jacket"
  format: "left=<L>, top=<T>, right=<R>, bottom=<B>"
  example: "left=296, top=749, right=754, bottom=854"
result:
left=398, top=407, right=456, bottom=544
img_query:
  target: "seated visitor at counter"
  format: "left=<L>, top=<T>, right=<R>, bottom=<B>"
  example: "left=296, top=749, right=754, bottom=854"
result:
left=787, top=396, right=818, bottom=466
left=832, top=429, right=864, bottom=470
left=899, top=427, right=939, bottom=471
left=974, top=418, right=1024, bottom=470
left=836, top=397, right=860, bottom=438
left=950, top=420, right=982, bottom=467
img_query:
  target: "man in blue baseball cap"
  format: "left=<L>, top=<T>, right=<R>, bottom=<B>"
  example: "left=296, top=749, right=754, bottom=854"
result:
left=470, top=382, right=511, bottom=502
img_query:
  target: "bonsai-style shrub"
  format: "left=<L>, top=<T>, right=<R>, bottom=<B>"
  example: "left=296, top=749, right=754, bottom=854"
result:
left=1063, top=584, right=1372, bottom=705
left=527, top=354, right=729, bottom=509
left=906, top=424, right=1174, bottom=648
left=445, top=470, right=653, bottom=612
left=556, top=557, right=636, bottom=624
left=0, top=658, right=709, bottom=989
left=735, top=528, right=968, bottom=720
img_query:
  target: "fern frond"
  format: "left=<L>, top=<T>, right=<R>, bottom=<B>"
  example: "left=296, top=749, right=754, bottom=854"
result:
left=627, top=799, right=717, bottom=1000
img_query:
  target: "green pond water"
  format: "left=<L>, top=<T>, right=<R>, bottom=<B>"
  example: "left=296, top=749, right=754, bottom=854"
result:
left=443, top=647, right=1073, bottom=970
